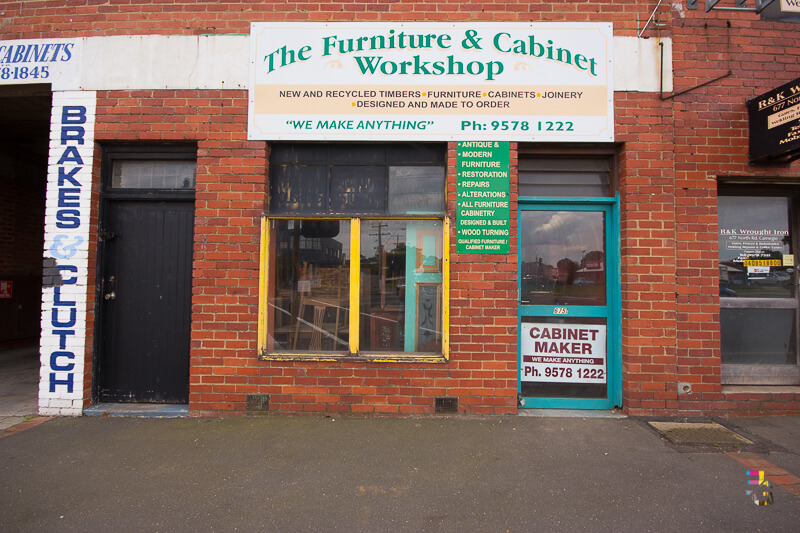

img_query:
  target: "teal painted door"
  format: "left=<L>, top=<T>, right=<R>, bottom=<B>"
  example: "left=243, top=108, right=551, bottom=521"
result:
left=517, top=202, right=620, bottom=409
left=404, top=221, right=443, bottom=352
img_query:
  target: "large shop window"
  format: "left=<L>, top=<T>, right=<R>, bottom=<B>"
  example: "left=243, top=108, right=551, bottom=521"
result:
left=718, top=186, right=800, bottom=385
left=259, top=144, right=448, bottom=361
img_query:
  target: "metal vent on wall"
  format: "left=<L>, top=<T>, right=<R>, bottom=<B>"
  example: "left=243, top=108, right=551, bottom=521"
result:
left=518, top=156, right=611, bottom=198
left=435, top=397, right=458, bottom=414
left=246, top=394, right=270, bottom=412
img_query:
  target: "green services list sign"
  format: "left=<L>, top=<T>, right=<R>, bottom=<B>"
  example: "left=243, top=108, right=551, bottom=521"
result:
left=457, top=141, right=510, bottom=254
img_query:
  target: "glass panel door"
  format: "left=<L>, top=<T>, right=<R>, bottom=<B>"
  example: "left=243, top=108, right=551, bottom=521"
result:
left=518, top=204, right=620, bottom=409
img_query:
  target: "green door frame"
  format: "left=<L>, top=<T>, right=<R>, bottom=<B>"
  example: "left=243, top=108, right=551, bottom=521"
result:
left=517, top=197, right=621, bottom=409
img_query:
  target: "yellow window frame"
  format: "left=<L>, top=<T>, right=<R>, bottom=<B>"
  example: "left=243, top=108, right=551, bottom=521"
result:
left=258, top=215, right=450, bottom=363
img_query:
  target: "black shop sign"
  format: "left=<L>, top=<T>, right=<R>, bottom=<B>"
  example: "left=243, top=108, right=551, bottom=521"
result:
left=748, top=77, right=800, bottom=164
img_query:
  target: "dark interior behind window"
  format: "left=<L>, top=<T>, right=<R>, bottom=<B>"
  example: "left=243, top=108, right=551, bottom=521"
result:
left=269, top=143, right=445, bottom=216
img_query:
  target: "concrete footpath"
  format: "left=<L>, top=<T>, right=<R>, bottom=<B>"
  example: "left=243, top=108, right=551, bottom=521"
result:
left=1, top=414, right=799, bottom=532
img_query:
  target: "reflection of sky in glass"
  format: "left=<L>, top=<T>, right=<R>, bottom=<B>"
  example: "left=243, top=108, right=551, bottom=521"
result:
left=334, top=229, right=351, bottom=254
left=360, top=220, right=442, bottom=258
left=520, top=211, right=604, bottom=265
left=718, top=197, right=790, bottom=263
left=361, top=221, right=407, bottom=258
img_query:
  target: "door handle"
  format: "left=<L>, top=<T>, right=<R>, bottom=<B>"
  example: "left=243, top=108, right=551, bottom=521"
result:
left=104, top=291, right=116, bottom=300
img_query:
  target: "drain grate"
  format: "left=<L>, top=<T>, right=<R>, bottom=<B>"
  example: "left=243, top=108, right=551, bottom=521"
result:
left=648, top=422, right=753, bottom=445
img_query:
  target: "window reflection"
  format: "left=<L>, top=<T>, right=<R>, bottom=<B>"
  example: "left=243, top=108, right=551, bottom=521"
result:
left=269, top=144, right=445, bottom=216
left=721, top=308, right=796, bottom=365
left=519, top=211, right=606, bottom=306
left=267, top=219, right=350, bottom=352
left=360, top=220, right=443, bottom=353
left=264, top=144, right=447, bottom=358
left=112, top=160, right=196, bottom=189
left=388, top=166, right=445, bottom=214
left=718, top=196, right=794, bottom=298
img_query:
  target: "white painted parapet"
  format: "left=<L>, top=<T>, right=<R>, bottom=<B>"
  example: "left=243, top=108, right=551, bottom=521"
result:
left=2, top=35, right=671, bottom=93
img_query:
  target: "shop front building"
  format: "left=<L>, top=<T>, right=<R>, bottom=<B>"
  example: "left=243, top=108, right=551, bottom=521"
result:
left=0, top=1, right=799, bottom=417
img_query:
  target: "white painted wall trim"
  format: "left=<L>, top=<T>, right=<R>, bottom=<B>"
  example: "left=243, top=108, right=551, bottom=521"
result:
left=1, top=34, right=671, bottom=93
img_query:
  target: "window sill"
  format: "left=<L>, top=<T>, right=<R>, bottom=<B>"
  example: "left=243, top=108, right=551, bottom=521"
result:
left=721, top=364, right=800, bottom=385
left=258, top=352, right=448, bottom=364
left=722, top=385, right=800, bottom=394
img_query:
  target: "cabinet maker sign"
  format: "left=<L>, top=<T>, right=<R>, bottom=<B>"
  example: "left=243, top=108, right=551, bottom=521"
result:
left=521, top=323, right=607, bottom=384
left=248, top=23, right=613, bottom=141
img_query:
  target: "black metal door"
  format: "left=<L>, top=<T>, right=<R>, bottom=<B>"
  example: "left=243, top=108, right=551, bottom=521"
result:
left=98, top=199, right=194, bottom=403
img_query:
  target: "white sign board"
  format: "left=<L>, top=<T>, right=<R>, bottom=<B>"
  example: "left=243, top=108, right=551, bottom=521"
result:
left=520, top=323, right=607, bottom=384
left=249, top=23, right=613, bottom=141
left=0, top=39, right=82, bottom=90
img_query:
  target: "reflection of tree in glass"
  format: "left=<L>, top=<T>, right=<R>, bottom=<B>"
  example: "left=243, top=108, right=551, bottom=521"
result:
left=385, top=243, right=406, bottom=286
left=557, top=258, right=579, bottom=285
left=580, top=250, right=604, bottom=269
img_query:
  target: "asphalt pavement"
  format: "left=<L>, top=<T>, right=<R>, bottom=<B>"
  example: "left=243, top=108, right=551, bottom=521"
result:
left=1, top=414, right=799, bottom=532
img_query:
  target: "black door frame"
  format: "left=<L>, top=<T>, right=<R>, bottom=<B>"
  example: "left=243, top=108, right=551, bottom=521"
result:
left=93, top=144, right=197, bottom=403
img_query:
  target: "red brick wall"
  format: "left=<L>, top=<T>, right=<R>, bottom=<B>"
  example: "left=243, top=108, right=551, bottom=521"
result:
left=90, top=90, right=521, bottom=416
left=0, top=169, right=45, bottom=276
left=83, top=145, right=102, bottom=407
left=0, top=160, right=46, bottom=344
left=1, top=1, right=651, bottom=39
left=4, top=1, right=800, bottom=415
left=446, top=141, right=519, bottom=415
left=93, top=90, right=268, bottom=412
left=668, top=13, right=800, bottom=416
left=616, top=90, right=678, bottom=415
